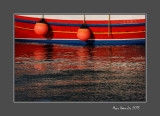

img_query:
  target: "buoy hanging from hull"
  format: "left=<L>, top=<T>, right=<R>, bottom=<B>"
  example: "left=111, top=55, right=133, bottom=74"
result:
left=77, top=24, right=91, bottom=41
left=34, top=17, right=48, bottom=36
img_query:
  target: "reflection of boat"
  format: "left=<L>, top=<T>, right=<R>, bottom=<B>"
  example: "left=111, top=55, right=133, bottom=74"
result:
left=15, top=43, right=145, bottom=72
left=14, top=15, right=145, bottom=45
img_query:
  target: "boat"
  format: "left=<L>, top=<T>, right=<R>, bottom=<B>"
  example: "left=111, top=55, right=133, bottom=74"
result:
left=14, top=14, right=146, bottom=45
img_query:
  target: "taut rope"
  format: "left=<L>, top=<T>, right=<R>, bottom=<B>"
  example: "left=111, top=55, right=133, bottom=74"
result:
left=83, top=14, right=86, bottom=24
left=108, top=14, right=110, bottom=37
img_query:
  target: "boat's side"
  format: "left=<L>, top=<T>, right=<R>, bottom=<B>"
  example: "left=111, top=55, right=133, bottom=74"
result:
left=14, top=15, right=146, bottom=45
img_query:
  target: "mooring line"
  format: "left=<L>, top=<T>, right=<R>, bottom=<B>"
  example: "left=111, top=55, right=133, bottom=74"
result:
left=15, top=26, right=145, bottom=34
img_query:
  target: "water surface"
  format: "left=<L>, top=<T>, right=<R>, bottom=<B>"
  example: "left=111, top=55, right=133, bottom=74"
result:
left=15, top=42, right=145, bottom=102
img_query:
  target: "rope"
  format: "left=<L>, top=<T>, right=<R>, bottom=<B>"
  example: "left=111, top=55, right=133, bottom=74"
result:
left=15, top=26, right=145, bottom=34
left=83, top=14, right=86, bottom=24
left=108, top=14, right=110, bottom=37
left=42, top=14, right=44, bottom=18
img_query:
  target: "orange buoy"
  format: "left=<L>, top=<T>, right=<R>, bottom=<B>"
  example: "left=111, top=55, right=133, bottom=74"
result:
left=34, top=18, right=48, bottom=35
left=77, top=24, right=91, bottom=41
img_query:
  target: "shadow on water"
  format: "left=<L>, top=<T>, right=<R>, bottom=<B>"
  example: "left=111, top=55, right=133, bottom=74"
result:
left=43, top=44, right=54, bottom=60
left=15, top=68, right=145, bottom=102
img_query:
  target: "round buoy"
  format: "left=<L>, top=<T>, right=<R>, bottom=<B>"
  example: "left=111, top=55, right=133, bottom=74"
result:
left=34, top=18, right=48, bottom=35
left=77, top=24, right=90, bottom=41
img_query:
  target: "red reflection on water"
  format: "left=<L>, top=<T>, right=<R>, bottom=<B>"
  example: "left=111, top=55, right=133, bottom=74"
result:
left=15, top=43, right=145, bottom=72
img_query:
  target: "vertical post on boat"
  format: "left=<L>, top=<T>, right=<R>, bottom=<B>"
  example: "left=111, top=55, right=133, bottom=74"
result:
left=108, top=14, right=110, bottom=37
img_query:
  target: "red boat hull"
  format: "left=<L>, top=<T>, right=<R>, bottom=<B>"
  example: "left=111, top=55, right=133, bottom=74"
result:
left=14, top=15, right=146, bottom=45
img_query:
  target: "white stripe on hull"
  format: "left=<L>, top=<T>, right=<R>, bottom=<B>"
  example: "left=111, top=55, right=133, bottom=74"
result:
left=18, top=15, right=145, bottom=21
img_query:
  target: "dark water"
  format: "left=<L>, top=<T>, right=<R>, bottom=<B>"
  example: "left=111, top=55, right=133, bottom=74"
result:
left=15, top=42, right=145, bottom=102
